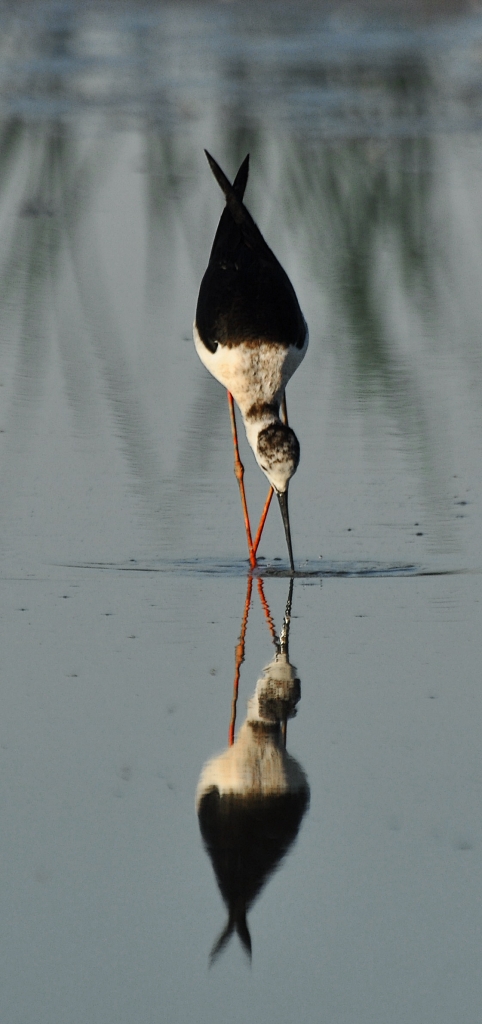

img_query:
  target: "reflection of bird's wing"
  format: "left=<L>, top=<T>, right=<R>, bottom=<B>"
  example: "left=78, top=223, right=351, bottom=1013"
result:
left=198, top=787, right=310, bottom=963
left=196, top=151, right=306, bottom=354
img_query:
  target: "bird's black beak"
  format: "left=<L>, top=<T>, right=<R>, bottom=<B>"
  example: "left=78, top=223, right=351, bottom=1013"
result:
left=277, top=489, right=295, bottom=573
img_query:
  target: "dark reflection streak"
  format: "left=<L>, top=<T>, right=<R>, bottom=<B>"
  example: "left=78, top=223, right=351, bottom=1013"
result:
left=51, top=130, right=102, bottom=435
left=147, top=136, right=200, bottom=283
left=57, top=142, right=168, bottom=520
left=0, top=118, right=24, bottom=200
left=1, top=129, right=59, bottom=450
left=0, top=20, right=96, bottom=452
left=144, top=131, right=179, bottom=313
left=197, top=579, right=309, bottom=964
left=177, top=376, right=227, bottom=480
left=219, top=60, right=265, bottom=182
left=144, top=130, right=198, bottom=303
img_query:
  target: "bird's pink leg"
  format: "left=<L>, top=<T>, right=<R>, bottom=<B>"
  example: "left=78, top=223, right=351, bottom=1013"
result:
left=252, top=487, right=274, bottom=555
left=227, top=392, right=257, bottom=568
left=252, top=392, right=289, bottom=556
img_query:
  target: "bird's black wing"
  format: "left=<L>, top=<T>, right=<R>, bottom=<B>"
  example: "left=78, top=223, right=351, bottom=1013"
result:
left=196, top=152, right=306, bottom=354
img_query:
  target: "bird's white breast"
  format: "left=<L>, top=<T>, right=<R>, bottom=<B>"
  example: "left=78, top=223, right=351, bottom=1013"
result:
left=193, top=322, right=308, bottom=420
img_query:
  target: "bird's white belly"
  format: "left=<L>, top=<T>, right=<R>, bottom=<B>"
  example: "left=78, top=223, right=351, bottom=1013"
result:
left=193, top=323, right=308, bottom=418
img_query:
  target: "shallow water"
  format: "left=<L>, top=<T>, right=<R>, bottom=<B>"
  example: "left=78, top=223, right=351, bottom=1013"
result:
left=0, top=3, right=482, bottom=1022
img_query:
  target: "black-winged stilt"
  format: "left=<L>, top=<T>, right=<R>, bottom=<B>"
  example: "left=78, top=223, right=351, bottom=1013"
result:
left=194, top=151, right=308, bottom=571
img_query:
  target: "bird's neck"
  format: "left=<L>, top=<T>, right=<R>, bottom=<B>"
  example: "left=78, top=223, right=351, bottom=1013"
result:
left=243, top=404, right=280, bottom=454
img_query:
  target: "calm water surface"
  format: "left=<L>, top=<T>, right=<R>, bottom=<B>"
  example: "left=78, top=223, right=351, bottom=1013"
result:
left=0, top=3, right=481, bottom=1022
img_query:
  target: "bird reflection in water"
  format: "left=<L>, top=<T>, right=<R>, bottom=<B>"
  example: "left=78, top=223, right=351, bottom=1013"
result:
left=196, top=578, right=309, bottom=964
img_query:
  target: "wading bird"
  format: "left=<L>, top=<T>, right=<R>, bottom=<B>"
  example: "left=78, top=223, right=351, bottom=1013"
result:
left=193, top=151, right=308, bottom=571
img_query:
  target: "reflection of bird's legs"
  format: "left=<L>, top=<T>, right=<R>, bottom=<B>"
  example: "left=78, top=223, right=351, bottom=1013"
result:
left=252, top=392, right=289, bottom=557
left=279, top=577, right=294, bottom=657
left=228, top=575, right=253, bottom=746
left=256, top=577, right=278, bottom=644
left=228, top=392, right=257, bottom=568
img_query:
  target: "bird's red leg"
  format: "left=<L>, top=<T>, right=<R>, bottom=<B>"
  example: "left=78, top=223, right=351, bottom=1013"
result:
left=229, top=575, right=253, bottom=745
left=227, top=392, right=257, bottom=568
left=253, top=487, right=274, bottom=555
left=252, top=392, right=289, bottom=556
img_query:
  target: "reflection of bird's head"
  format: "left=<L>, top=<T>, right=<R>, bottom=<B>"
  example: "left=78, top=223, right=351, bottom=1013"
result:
left=197, top=651, right=302, bottom=802
left=255, top=421, right=300, bottom=493
left=251, top=650, right=300, bottom=723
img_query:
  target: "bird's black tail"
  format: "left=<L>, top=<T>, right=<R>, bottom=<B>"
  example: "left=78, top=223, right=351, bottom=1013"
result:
left=232, top=153, right=249, bottom=200
left=205, top=149, right=272, bottom=258
left=209, top=909, right=252, bottom=966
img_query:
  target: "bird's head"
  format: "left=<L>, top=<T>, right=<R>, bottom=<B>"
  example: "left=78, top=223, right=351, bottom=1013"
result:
left=255, top=421, right=300, bottom=493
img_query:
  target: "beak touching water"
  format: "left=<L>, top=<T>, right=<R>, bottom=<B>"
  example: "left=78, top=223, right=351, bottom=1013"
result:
left=277, top=489, right=295, bottom=573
